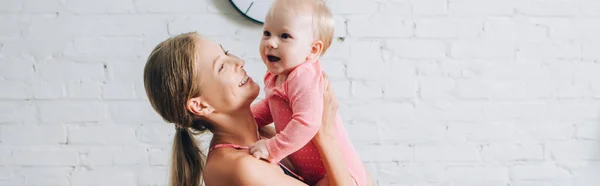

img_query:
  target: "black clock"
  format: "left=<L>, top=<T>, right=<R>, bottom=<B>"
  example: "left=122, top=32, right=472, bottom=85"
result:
left=229, top=0, right=274, bottom=24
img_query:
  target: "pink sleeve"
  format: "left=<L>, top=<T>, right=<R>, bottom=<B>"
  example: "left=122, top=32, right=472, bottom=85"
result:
left=265, top=66, right=323, bottom=163
left=251, top=98, right=273, bottom=128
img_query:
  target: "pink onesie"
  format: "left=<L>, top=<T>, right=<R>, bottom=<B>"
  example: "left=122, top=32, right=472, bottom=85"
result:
left=251, top=60, right=367, bottom=185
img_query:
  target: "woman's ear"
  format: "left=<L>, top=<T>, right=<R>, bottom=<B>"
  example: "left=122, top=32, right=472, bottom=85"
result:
left=186, top=97, right=214, bottom=116
left=307, top=40, right=324, bottom=60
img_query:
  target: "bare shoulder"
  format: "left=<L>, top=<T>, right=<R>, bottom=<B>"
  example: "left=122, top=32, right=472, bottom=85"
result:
left=204, top=150, right=305, bottom=186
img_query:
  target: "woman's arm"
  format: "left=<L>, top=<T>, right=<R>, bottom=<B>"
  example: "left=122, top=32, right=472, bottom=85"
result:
left=312, top=75, right=356, bottom=186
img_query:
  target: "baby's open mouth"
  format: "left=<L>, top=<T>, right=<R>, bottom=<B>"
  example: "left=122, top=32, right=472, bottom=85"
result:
left=267, top=55, right=281, bottom=62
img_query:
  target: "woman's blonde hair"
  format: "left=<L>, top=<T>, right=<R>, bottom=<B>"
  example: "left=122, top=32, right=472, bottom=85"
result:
left=143, top=32, right=209, bottom=186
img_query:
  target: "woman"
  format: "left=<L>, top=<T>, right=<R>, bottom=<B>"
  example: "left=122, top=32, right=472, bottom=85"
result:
left=143, top=32, right=371, bottom=186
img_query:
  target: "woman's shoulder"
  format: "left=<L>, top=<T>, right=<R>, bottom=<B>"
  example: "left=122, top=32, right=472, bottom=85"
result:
left=203, top=149, right=283, bottom=186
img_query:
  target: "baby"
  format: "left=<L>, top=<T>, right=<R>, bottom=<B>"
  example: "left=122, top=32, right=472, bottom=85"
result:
left=248, top=0, right=368, bottom=185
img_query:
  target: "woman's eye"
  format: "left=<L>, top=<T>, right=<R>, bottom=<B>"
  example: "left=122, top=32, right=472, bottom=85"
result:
left=263, top=31, right=271, bottom=37
left=281, top=33, right=291, bottom=39
left=225, top=50, right=229, bottom=55
left=219, top=64, right=224, bottom=72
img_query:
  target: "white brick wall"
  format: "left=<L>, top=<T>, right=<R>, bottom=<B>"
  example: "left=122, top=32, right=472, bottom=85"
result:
left=0, top=0, right=599, bottom=185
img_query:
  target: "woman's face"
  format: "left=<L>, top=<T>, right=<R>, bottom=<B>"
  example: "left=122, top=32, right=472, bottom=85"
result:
left=193, top=36, right=260, bottom=114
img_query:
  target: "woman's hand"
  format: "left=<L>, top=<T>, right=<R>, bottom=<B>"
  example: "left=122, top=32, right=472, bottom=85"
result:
left=312, top=74, right=354, bottom=186
left=313, top=74, right=339, bottom=144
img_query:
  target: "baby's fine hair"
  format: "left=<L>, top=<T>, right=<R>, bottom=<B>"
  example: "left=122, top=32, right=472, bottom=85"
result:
left=270, top=0, right=335, bottom=55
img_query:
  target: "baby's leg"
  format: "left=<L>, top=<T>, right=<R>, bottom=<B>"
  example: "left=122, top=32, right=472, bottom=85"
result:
left=314, top=176, right=328, bottom=186
left=314, top=175, right=358, bottom=186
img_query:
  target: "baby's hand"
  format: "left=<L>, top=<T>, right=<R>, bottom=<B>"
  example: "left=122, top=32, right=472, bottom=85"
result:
left=249, top=139, right=270, bottom=160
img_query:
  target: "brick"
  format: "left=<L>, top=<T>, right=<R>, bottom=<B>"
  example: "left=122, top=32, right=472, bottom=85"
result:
left=135, top=0, right=207, bottom=13
left=344, top=101, right=414, bottom=123
left=414, top=18, right=482, bottom=39
left=344, top=122, right=381, bottom=143
left=321, top=60, right=346, bottom=80
left=481, top=143, right=543, bottom=162
left=80, top=149, right=113, bottom=166
left=0, top=0, right=22, bottom=13
left=329, top=79, right=351, bottom=100
left=136, top=124, right=175, bottom=144
left=0, top=80, right=32, bottom=99
left=38, top=101, right=108, bottom=123
left=379, top=0, right=412, bottom=15
left=484, top=17, right=548, bottom=43
left=383, top=77, right=417, bottom=99
left=64, top=0, right=135, bottom=14
left=0, top=149, right=11, bottom=165
left=64, top=38, right=148, bottom=61
left=108, top=101, right=164, bottom=123
left=102, top=82, right=136, bottom=100
left=445, top=166, right=509, bottom=182
left=347, top=41, right=386, bottom=80
left=113, top=148, right=150, bottom=166
left=33, top=81, right=66, bottom=99
left=517, top=41, right=581, bottom=59
left=27, top=15, right=168, bottom=39
left=575, top=18, right=600, bottom=43
left=68, top=125, right=137, bottom=145
left=445, top=121, right=536, bottom=142
left=168, top=15, right=240, bottom=37
left=517, top=0, right=580, bottom=16
left=149, top=148, right=169, bottom=166
left=347, top=15, right=413, bottom=38
left=512, top=181, right=570, bottom=186
left=322, top=37, right=351, bottom=60
left=519, top=121, right=574, bottom=141
left=0, top=16, right=23, bottom=39
left=0, top=125, right=66, bottom=145
left=0, top=62, right=33, bottom=81
left=36, top=63, right=105, bottom=81
left=385, top=39, right=446, bottom=59
left=207, top=0, right=235, bottom=14
left=409, top=0, right=448, bottom=15
left=374, top=162, right=445, bottom=183
left=66, top=81, right=102, bottom=99
left=137, top=166, right=169, bottom=185
left=11, top=149, right=78, bottom=166
left=583, top=42, right=600, bottom=60
left=418, top=77, right=456, bottom=101
left=576, top=123, right=599, bottom=140
left=351, top=81, right=383, bottom=99
left=449, top=0, right=516, bottom=15
left=0, top=39, right=71, bottom=61
left=71, top=169, right=136, bottom=186
left=22, top=0, right=64, bottom=13
left=582, top=0, right=600, bottom=16
left=16, top=167, right=71, bottom=186
left=356, top=144, right=413, bottom=162
left=510, top=163, right=571, bottom=181
left=381, top=123, right=446, bottom=143
left=0, top=101, right=36, bottom=124
left=545, top=101, right=599, bottom=120
left=451, top=39, right=514, bottom=59
left=482, top=102, right=546, bottom=120
left=329, top=0, right=379, bottom=14
left=414, top=143, right=480, bottom=162
left=547, top=141, right=600, bottom=161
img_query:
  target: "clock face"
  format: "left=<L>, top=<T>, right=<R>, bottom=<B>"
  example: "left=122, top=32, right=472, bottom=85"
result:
left=229, top=0, right=274, bottom=24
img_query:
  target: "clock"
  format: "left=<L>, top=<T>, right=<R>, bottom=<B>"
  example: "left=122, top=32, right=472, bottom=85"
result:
left=229, top=0, right=274, bottom=24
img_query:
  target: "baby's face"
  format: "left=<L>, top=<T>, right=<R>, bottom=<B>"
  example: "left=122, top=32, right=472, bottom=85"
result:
left=260, top=7, right=316, bottom=76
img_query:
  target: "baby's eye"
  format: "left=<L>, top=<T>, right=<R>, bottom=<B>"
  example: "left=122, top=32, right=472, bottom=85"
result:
left=281, top=33, right=291, bottom=39
left=263, top=31, right=271, bottom=37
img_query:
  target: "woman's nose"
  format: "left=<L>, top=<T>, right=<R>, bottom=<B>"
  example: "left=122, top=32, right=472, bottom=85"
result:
left=234, top=58, right=245, bottom=71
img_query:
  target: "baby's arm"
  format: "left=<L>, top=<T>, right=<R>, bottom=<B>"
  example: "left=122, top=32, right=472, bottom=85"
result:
left=251, top=98, right=273, bottom=128
left=264, top=68, right=324, bottom=163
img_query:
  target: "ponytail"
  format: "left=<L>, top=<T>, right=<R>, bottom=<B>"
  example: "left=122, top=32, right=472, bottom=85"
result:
left=170, top=127, right=206, bottom=186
